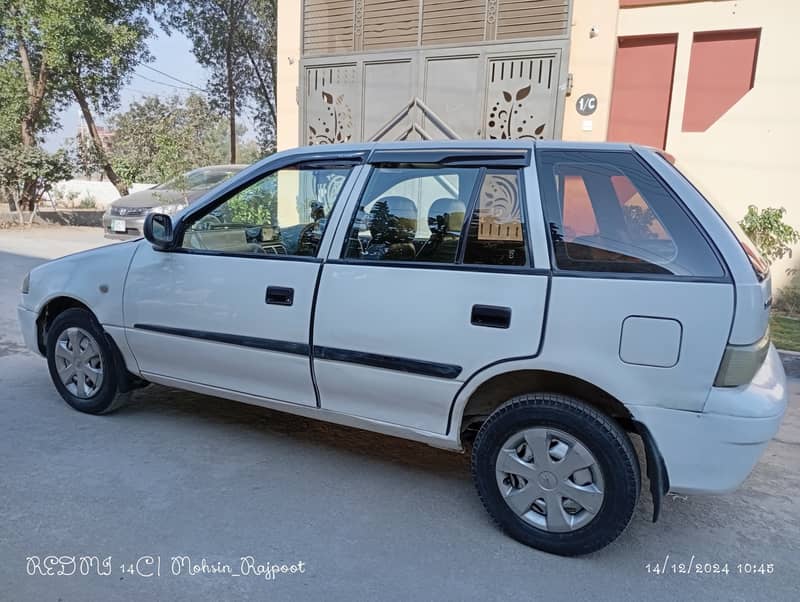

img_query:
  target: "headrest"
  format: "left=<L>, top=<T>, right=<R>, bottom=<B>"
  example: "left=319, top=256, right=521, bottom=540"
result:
left=428, top=197, right=466, bottom=235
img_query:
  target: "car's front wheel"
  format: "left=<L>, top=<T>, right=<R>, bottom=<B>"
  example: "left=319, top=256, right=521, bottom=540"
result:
left=46, top=308, right=129, bottom=414
left=472, top=393, right=640, bottom=556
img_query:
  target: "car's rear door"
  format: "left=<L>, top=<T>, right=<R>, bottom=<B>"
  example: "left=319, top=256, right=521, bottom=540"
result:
left=124, top=154, right=363, bottom=407
left=311, top=147, right=549, bottom=434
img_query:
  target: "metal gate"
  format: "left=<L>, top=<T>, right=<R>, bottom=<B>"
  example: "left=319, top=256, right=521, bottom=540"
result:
left=300, top=40, right=569, bottom=144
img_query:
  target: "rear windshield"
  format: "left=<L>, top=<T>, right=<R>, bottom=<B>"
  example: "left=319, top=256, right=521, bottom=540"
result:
left=657, top=153, right=769, bottom=281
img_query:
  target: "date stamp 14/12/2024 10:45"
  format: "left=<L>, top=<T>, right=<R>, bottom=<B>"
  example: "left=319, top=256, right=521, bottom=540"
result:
left=645, top=555, right=775, bottom=576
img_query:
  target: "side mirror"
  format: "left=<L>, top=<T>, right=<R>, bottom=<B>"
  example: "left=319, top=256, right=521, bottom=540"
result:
left=143, top=213, right=176, bottom=250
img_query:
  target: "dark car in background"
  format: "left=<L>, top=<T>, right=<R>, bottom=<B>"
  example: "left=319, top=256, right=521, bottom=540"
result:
left=102, top=164, right=248, bottom=239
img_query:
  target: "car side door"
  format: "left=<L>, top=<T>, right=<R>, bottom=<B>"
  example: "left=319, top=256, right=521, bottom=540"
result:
left=311, top=148, right=550, bottom=434
left=123, top=155, right=362, bottom=406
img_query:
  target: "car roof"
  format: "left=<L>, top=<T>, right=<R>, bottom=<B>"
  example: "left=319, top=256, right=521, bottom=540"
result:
left=269, top=139, right=640, bottom=159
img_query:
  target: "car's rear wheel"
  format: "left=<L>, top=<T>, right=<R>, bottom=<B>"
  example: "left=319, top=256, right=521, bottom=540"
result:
left=471, top=393, right=640, bottom=556
left=46, top=308, right=129, bottom=414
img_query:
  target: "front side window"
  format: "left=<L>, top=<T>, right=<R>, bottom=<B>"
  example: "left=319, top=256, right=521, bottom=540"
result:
left=537, top=150, right=725, bottom=277
left=181, top=165, right=351, bottom=257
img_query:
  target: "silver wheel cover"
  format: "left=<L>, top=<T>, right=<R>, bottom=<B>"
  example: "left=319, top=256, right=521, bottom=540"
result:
left=54, top=327, right=104, bottom=399
left=495, top=427, right=605, bottom=533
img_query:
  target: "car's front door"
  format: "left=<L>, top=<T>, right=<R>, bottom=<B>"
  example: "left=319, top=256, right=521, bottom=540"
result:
left=124, top=158, right=360, bottom=406
left=312, top=152, right=549, bottom=434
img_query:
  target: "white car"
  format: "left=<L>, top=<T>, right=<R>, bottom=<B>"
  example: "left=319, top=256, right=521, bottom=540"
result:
left=17, top=141, right=787, bottom=556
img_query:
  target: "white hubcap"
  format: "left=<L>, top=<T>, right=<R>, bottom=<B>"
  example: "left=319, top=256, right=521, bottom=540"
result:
left=54, top=327, right=104, bottom=399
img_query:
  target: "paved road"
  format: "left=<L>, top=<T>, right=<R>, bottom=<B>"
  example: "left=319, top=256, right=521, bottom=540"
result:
left=1, top=227, right=798, bottom=601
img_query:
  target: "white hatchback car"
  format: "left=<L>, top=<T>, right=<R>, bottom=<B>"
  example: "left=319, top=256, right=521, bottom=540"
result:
left=17, top=141, right=787, bottom=556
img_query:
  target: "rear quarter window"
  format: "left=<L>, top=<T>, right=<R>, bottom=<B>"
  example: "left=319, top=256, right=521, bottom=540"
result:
left=536, top=150, right=726, bottom=278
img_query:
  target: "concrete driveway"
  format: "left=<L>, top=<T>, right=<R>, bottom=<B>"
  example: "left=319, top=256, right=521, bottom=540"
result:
left=1, top=227, right=798, bottom=601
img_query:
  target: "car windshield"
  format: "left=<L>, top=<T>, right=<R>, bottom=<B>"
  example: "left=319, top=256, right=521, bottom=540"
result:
left=155, top=167, right=243, bottom=191
left=658, top=153, right=769, bottom=280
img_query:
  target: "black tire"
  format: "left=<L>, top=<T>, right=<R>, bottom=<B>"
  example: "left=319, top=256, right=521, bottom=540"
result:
left=472, top=393, right=640, bottom=556
left=45, top=308, right=129, bottom=415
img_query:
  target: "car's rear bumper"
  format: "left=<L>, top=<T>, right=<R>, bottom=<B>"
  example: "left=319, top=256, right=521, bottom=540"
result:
left=17, top=305, right=41, bottom=356
left=629, top=345, right=788, bottom=494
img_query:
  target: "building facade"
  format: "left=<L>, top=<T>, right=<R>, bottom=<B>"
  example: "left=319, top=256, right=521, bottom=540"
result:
left=277, top=0, right=800, bottom=288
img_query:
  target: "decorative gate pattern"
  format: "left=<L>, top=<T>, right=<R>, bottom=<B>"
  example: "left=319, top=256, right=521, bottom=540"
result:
left=485, top=54, right=559, bottom=140
left=301, top=44, right=566, bottom=144
left=305, top=65, right=359, bottom=145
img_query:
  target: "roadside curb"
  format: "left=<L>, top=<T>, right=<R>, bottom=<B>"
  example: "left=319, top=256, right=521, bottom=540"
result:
left=779, top=351, right=800, bottom=378
left=0, top=210, right=103, bottom=228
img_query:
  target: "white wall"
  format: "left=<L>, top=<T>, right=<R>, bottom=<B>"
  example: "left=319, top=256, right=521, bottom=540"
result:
left=50, top=180, right=156, bottom=209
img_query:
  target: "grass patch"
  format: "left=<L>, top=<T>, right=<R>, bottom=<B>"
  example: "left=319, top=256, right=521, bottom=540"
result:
left=770, top=314, right=800, bottom=352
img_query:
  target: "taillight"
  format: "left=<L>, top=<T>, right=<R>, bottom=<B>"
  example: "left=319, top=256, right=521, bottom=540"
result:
left=714, top=330, right=770, bottom=387
left=739, top=239, right=770, bottom=282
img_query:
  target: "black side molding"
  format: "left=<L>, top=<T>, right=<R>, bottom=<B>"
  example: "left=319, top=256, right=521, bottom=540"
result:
left=314, top=346, right=462, bottom=379
left=133, top=324, right=309, bottom=356
left=132, top=324, right=463, bottom=379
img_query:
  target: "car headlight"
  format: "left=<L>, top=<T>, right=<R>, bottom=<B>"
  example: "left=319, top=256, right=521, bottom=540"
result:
left=21, top=272, right=30, bottom=294
left=153, top=202, right=188, bottom=215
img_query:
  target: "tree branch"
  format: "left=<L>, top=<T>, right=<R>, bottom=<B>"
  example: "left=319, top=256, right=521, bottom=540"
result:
left=243, top=44, right=276, bottom=128
left=16, top=36, right=36, bottom=98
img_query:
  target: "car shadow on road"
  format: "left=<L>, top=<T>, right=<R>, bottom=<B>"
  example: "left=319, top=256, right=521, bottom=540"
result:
left=115, top=383, right=800, bottom=559
left=119, top=384, right=473, bottom=479
left=116, top=384, right=685, bottom=544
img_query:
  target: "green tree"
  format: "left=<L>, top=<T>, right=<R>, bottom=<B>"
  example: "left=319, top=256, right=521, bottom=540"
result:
left=47, top=0, right=153, bottom=196
left=1, top=0, right=154, bottom=197
left=0, top=0, right=67, bottom=207
left=99, top=93, right=260, bottom=186
left=158, top=0, right=277, bottom=160
left=0, top=59, right=37, bottom=148
left=237, top=0, right=277, bottom=153
left=0, top=144, right=73, bottom=224
left=739, top=205, right=800, bottom=264
left=0, top=0, right=63, bottom=149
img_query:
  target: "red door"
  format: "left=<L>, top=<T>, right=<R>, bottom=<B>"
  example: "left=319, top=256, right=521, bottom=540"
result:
left=607, top=34, right=678, bottom=149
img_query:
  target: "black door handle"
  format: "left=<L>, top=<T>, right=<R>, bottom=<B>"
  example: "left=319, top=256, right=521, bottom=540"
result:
left=266, top=286, right=294, bottom=306
left=471, top=304, right=511, bottom=329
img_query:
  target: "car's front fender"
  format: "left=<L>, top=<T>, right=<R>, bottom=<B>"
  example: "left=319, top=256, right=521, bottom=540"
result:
left=22, top=239, right=143, bottom=327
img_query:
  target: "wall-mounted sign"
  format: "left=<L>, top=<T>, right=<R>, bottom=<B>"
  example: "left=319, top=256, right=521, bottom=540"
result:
left=576, top=93, right=598, bottom=116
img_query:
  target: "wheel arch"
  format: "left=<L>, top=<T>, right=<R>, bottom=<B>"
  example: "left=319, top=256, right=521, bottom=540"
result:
left=452, top=368, right=634, bottom=444
left=35, top=295, right=95, bottom=355
left=38, top=296, right=146, bottom=394
left=451, top=365, right=669, bottom=522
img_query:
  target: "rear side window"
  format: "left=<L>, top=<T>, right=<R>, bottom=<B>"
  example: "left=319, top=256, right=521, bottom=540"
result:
left=537, top=150, right=725, bottom=278
left=463, top=170, right=526, bottom=266
left=341, top=166, right=529, bottom=267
